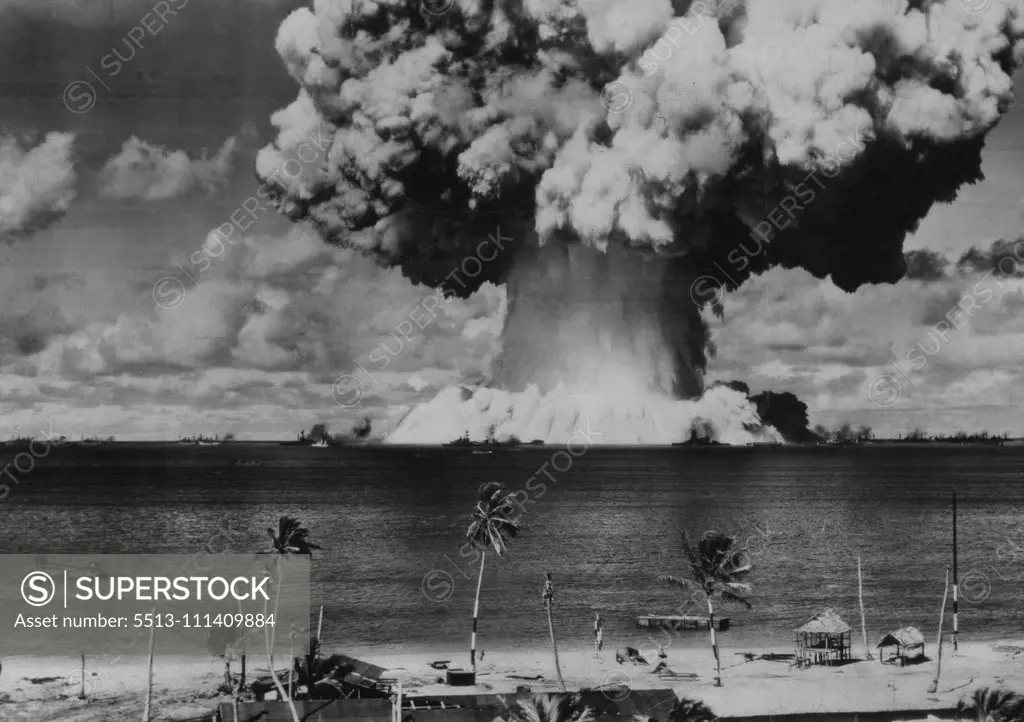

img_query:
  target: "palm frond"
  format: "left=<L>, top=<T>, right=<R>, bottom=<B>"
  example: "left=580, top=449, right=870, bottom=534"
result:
left=467, top=482, right=521, bottom=555
left=717, top=584, right=753, bottom=610
left=679, top=531, right=704, bottom=581
left=269, top=516, right=322, bottom=556
left=658, top=575, right=697, bottom=593
left=660, top=530, right=754, bottom=611
left=667, top=696, right=717, bottom=722
left=956, top=686, right=1024, bottom=722
left=514, top=693, right=593, bottom=722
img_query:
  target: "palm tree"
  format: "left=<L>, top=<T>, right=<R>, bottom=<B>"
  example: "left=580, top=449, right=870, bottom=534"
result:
left=542, top=573, right=567, bottom=691
left=511, top=693, right=595, bottom=722
left=267, top=516, right=323, bottom=556
left=264, top=516, right=322, bottom=722
left=634, top=696, right=717, bottom=722
left=465, top=481, right=521, bottom=676
left=956, top=687, right=1024, bottom=722
left=659, top=531, right=753, bottom=687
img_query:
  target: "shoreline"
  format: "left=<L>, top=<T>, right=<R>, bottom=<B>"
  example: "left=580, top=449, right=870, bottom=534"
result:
left=3, top=639, right=1021, bottom=720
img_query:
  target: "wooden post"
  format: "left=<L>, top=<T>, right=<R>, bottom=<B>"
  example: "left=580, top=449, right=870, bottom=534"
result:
left=143, top=609, right=156, bottom=722
left=288, top=632, right=294, bottom=700
left=80, top=654, right=86, bottom=699
left=952, top=492, right=959, bottom=654
left=928, top=565, right=951, bottom=694
left=317, top=605, right=324, bottom=644
left=858, top=557, right=873, bottom=660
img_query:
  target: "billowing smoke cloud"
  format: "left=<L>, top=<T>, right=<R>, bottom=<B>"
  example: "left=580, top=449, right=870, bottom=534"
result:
left=0, top=132, right=77, bottom=241
left=904, top=238, right=1024, bottom=281
left=257, top=0, right=1024, bottom=443
left=903, top=248, right=950, bottom=281
left=99, top=136, right=237, bottom=202
left=956, top=237, right=1024, bottom=277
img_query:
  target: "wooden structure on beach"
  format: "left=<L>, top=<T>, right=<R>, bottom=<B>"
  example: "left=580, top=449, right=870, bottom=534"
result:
left=877, top=626, right=926, bottom=666
left=636, top=614, right=729, bottom=631
left=794, top=610, right=852, bottom=667
left=249, top=653, right=394, bottom=701
left=214, top=688, right=679, bottom=722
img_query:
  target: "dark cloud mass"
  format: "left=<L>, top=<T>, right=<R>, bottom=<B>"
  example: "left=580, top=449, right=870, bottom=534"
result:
left=903, top=248, right=951, bottom=281
left=956, top=237, right=1024, bottom=277
left=902, top=238, right=1024, bottom=283
left=255, top=0, right=1024, bottom=442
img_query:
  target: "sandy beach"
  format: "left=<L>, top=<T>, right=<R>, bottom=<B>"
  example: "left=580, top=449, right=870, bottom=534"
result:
left=353, top=640, right=1024, bottom=716
left=3, top=639, right=1022, bottom=721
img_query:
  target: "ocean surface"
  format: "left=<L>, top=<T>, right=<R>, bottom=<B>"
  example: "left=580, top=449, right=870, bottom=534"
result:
left=1, top=443, right=1022, bottom=655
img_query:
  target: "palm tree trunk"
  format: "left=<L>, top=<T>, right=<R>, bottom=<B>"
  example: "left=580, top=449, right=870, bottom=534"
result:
left=470, top=550, right=486, bottom=675
left=544, top=574, right=566, bottom=692
left=268, top=651, right=299, bottom=721
left=928, top=565, right=951, bottom=694
left=858, top=557, right=873, bottom=660
left=267, top=556, right=300, bottom=722
left=707, top=596, right=722, bottom=687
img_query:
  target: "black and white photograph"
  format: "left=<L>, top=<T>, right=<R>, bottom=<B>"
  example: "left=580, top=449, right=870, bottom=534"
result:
left=2, top=0, right=1024, bottom=720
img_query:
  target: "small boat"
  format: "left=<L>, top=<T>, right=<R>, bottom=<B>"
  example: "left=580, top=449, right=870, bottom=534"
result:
left=198, top=441, right=222, bottom=446
left=233, top=460, right=264, bottom=467
left=311, top=439, right=329, bottom=448
left=471, top=449, right=493, bottom=455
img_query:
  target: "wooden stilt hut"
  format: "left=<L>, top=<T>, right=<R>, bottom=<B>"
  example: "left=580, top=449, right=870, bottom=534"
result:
left=794, top=610, right=852, bottom=667
left=877, top=626, right=926, bottom=666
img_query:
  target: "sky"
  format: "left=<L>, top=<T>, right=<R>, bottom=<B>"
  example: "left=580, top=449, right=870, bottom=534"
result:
left=1, top=0, right=1023, bottom=441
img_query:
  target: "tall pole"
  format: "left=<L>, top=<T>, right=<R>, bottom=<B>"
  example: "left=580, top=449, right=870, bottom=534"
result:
left=928, top=565, right=951, bottom=694
left=143, top=610, right=156, bottom=722
left=288, top=632, right=294, bottom=700
left=952, top=491, right=959, bottom=654
left=858, top=557, right=873, bottom=660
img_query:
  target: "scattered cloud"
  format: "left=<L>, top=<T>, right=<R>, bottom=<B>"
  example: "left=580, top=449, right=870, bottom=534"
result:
left=5, top=223, right=506, bottom=439
left=708, top=254, right=1024, bottom=436
left=97, top=136, right=237, bottom=202
left=0, top=132, right=77, bottom=241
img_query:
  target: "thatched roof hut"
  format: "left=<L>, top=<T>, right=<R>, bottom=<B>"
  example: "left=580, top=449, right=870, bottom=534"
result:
left=877, top=626, right=925, bottom=666
left=793, top=610, right=852, bottom=667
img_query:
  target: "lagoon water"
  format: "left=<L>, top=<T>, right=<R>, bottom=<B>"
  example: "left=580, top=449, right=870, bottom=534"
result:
left=1, top=444, right=1022, bottom=654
